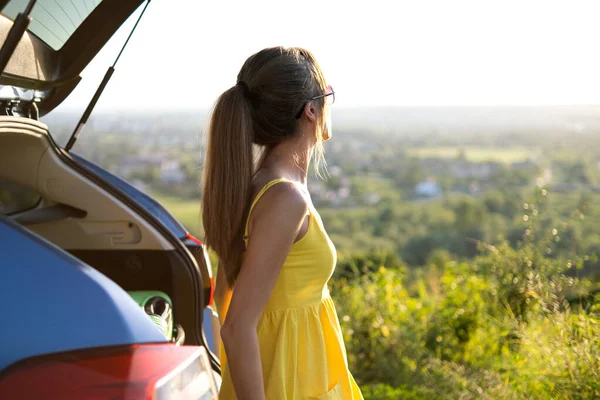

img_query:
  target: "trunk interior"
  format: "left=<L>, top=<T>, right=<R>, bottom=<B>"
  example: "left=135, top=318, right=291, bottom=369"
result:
left=0, top=116, right=207, bottom=349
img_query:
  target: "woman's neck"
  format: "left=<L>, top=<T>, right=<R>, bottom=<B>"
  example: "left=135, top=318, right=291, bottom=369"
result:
left=261, top=136, right=312, bottom=185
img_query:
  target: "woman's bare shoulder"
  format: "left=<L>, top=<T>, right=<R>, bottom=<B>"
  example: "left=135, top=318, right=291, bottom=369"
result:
left=256, top=180, right=307, bottom=213
left=250, top=171, right=308, bottom=224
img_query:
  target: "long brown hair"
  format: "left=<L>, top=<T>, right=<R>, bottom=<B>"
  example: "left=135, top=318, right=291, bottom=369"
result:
left=201, top=47, right=328, bottom=287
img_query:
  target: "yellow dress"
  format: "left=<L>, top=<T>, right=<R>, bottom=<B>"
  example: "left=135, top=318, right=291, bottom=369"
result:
left=219, top=179, right=363, bottom=400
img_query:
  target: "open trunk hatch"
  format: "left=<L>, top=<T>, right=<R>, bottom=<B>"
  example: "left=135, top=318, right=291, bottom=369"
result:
left=0, top=0, right=145, bottom=115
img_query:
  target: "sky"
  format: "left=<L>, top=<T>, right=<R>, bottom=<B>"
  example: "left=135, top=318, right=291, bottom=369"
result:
left=53, top=0, right=600, bottom=112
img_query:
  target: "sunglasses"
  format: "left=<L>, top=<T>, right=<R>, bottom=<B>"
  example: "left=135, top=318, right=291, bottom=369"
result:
left=295, top=85, right=335, bottom=119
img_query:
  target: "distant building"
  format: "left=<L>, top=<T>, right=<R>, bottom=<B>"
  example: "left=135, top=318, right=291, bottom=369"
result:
left=452, top=162, right=500, bottom=179
left=116, top=157, right=155, bottom=178
left=415, top=178, right=442, bottom=198
left=512, top=159, right=535, bottom=169
left=160, top=160, right=186, bottom=183
left=365, top=192, right=381, bottom=206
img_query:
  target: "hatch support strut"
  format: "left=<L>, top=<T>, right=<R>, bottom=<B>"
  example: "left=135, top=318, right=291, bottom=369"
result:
left=65, top=0, right=151, bottom=152
left=0, top=0, right=37, bottom=75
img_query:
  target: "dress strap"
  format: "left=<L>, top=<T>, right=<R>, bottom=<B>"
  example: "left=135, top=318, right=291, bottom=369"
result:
left=243, top=178, right=290, bottom=243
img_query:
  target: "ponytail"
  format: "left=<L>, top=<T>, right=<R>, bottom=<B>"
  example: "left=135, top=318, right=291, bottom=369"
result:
left=202, top=46, right=329, bottom=287
left=202, top=84, right=254, bottom=287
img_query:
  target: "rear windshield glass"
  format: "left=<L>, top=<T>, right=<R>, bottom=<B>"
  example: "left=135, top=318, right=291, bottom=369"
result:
left=2, top=0, right=103, bottom=50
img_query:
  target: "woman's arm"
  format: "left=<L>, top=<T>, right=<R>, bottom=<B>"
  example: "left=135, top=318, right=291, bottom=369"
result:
left=214, top=261, right=231, bottom=326
left=220, top=182, right=308, bottom=400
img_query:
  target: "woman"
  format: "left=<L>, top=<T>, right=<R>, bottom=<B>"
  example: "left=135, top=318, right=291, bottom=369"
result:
left=202, top=46, right=363, bottom=400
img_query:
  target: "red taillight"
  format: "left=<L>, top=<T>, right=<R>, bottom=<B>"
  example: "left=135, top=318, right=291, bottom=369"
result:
left=0, top=344, right=218, bottom=400
left=208, top=277, right=215, bottom=307
left=185, top=233, right=203, bottom=246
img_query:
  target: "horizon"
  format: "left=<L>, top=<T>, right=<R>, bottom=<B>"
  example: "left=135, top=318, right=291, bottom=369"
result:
left=47, top=103, right=600, bottom=115
left=42, top=102, right=600, bottom=141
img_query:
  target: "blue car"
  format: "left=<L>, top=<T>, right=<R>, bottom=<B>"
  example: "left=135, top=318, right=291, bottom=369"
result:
left=0, top=0, right=221, bottom=398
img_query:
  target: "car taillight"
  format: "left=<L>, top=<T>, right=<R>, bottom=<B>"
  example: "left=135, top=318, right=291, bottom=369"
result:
left=185, top=233, right=204, bottom=247
left=0, top=344, right=219, bottom=400
left=209, top=277, right=215, bottom=307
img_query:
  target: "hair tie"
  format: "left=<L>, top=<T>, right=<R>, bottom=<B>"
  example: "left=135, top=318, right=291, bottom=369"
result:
left=237, top=80, right=250, bottom=96
left=236, top=80, right=261, bottom=109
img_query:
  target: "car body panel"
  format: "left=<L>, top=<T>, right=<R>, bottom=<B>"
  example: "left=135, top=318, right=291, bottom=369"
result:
left=0, top=216, right=168, bottom=372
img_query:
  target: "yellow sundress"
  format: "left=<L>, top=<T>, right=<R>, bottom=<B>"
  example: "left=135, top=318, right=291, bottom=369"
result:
left=218, top=178, right=363, bottom=399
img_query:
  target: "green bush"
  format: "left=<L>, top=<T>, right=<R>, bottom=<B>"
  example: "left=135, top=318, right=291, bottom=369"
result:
left=503, top=308, right=600, bottom=399
left=331, top=266, right=428, bottom=386
left=424, top=263, right=488, bottom=362
left=361, top=383, right=436, bottom=400
left=331, top=187, right=599, bottom=398
left=335, top=250, right=405, bottom=280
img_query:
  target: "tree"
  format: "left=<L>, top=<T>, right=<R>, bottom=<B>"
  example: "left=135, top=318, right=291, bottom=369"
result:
left=453, top=198, right=486, bottom=233
left=396, top=159, right=424, bottom=190
left=562, top=161, right=591, bottom=184
left=336, top=250, right=406, bottom=279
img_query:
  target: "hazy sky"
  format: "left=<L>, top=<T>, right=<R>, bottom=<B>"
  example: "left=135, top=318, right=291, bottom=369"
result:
left=55, top=0, right=600, bottom=112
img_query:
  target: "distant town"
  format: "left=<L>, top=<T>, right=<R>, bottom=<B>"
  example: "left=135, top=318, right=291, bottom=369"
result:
left=42, top=105, right=600, bottom=210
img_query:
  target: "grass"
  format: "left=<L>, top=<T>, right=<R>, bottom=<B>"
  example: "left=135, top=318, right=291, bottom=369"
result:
left=406, top=146, right=533, bottom=164
left=150, top=191, right=203, bottom=237
left=151, top=191, right=221, bottom=276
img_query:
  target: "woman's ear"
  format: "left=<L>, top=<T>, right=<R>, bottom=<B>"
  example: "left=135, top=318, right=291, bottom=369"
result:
left=304, top=102, right=317, bottom=123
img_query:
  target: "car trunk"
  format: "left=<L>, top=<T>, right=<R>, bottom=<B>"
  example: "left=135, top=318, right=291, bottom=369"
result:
left=0, top=0, right=221, bottom=373
left=0, top=117, right=208, bottom=347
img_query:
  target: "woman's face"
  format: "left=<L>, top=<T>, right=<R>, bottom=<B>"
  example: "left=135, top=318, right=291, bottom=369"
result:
left=322, top=85, right=334, bottom=141
left=323, top=107, right=332, bottom=141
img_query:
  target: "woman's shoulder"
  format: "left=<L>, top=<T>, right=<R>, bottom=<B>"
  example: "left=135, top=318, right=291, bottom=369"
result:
left=254, top=179, right=307, bottom=209
left=250, top=172, right=308, bottom=219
